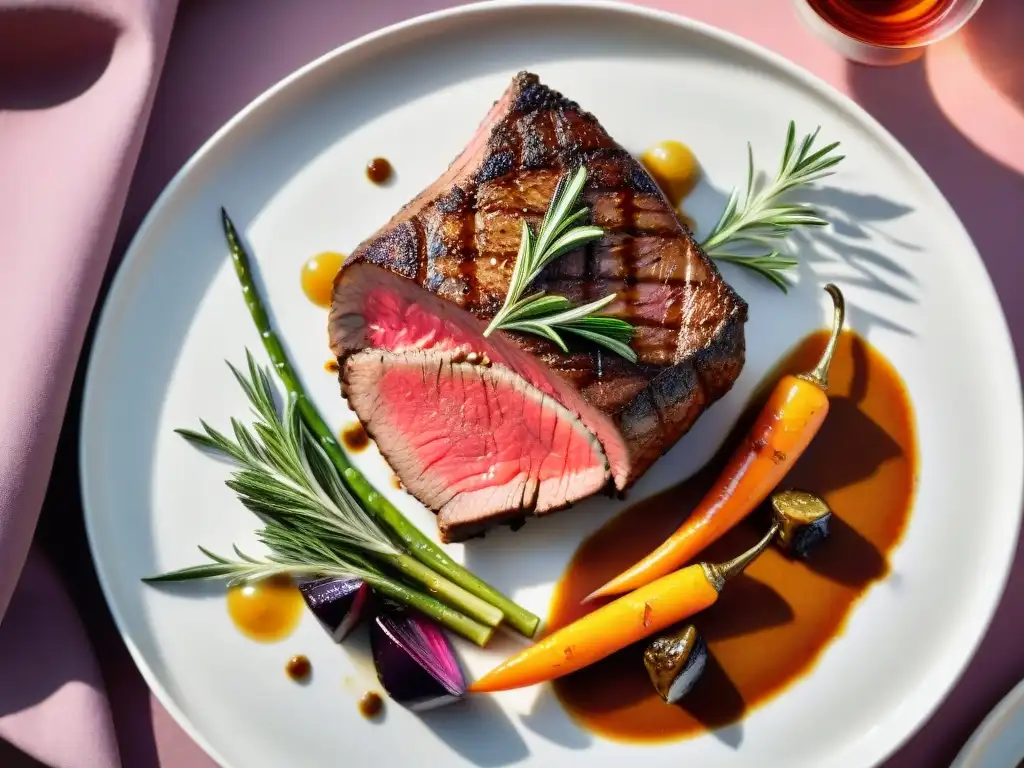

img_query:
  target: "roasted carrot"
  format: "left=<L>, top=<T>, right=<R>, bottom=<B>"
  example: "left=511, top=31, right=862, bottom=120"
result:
left=585, top=283, right=846, bottom=602
left=469, top=522, right=778, bottom=693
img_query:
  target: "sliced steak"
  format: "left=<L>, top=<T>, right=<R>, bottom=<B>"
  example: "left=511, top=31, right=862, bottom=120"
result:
left=342, top=349, right=610, bottom=541
left=330, top=71, right=747, bottom=540
left=332, top=262, right=631, bottom=490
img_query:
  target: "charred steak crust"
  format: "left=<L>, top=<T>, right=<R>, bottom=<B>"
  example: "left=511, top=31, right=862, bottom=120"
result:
left=330, top=71, right=748, bottom=526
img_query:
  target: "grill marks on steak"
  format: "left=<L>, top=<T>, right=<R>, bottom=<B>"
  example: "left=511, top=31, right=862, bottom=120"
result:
left=342, top=349, right=610, bottom=542
left=329, top=71, right=748, bottom=540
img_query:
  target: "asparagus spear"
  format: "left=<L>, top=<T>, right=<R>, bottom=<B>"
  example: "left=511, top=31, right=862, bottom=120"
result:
left=221, top=208, right=541, bottom=638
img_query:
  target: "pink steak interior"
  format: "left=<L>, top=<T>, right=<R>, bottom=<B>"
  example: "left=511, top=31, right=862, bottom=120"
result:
left=342, top=349, right=609, bottom=541
left=330, top=262, right=631, bottom=487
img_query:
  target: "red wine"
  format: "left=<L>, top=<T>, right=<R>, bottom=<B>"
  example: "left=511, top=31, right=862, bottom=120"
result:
left=805, top=0, right=960, bottom=46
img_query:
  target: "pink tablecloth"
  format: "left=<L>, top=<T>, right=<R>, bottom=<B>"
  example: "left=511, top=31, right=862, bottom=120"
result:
left=2, top=1, right=1022, bottom=766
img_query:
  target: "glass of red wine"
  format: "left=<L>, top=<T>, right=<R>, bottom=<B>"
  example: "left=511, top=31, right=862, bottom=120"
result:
left=794, top=0, right=986, bottom=65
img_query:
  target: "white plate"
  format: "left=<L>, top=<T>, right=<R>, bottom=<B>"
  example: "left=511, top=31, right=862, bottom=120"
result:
left=952, top=677, right=1024, bottom=768
left=80, top=2, right=1024, bottom=767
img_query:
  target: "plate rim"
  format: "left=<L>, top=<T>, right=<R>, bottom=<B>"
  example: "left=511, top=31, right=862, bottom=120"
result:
left=79, top=2, right=1024, bottom=767
left=951, top=675, right=1024, bottom=768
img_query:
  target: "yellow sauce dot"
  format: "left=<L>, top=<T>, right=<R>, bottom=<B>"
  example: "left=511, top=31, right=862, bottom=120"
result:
left=301, top=251, right=345, bottom=308
left=640, top=140, right=701, bottom=208
left=227, top=575, right=305, bottom=642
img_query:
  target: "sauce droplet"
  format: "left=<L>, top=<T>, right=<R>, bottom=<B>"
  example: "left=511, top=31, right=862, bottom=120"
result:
left=366, top=157, right=393, bottom=185
left=391, top=474, right=404, bottom=491
left=226, top=575, right=304, bottom=643
left=285, top=654, right=312, bottom=682
left=358, top=691, right=384, bottom=719
left=340, top=422, right=370, bottom=452
left=640, top=140, right=701, bottom=208
left=301, top=251, right=345, bottom=308
left=324, top=359, right=340, bottom=374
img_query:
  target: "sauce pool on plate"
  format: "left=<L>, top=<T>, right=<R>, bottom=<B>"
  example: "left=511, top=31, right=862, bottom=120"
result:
left=227, top=575, right=305, bottom=643
left=640, top=140, right=701, bottom=208
left=550, top=329, right=917, bottom=742
left=301, top=251, right=345, bottom=308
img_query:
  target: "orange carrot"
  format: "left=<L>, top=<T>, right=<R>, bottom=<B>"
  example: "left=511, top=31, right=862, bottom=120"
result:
left=469, top=523, right=778, bottom=693
left=585, top=284, right=846, bottom=602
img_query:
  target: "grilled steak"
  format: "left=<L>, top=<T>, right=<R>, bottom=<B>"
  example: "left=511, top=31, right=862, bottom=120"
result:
left=329, top=71, right=747, bottom=541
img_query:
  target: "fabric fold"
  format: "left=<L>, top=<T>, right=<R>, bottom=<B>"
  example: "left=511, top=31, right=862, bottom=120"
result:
left=0, top=550, right=121, bottom=768
left=0, top=0, right=179, bottom=765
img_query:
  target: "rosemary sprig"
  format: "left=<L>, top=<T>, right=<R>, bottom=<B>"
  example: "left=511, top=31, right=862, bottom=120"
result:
left=483, top=166, right=638, bottom=363
left=701, top=121, right=845, bottom=291
left=148, top=349, right=505, bottom=636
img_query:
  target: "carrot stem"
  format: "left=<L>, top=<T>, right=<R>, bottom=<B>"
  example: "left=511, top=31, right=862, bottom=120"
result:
left=799, top=283, right=845, bottom=389
left=707, top=521, right=779, bottom=584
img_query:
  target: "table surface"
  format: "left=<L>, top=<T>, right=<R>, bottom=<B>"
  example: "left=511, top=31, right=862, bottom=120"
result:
left=33, top=0, right=1024, bottom=766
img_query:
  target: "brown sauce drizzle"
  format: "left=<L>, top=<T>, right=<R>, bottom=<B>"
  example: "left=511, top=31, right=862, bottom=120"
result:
left=550, top=329, right=917, bottom=742
left=285, top=655, right=311, bottom=682
left=358, top=691, right=384, bottom=719
left=341, top=422, right=369, bottom=452
left=366, top=158, right=393, bottom=184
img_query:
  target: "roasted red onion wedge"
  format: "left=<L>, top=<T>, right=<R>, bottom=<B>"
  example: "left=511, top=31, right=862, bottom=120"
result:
left=370, top=603, right=467, bottom=711
left=299, top=577, right=370, bottom=642
left=771, top=489, right=833, bottom=558
left=643, top=624, right=708, bottom=704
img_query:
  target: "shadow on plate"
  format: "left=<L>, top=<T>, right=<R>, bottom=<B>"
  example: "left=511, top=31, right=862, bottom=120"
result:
left=788, top=185, right=919, bottom=338
left=520, top=686, right=593, bottom=750
left=699, top=574, right=794, bottom=641
left=681, top=650, right=746, bottom=749
left=846, top=50, right=1024, bottom=363
left=421, top=693, right=530, bottom=767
